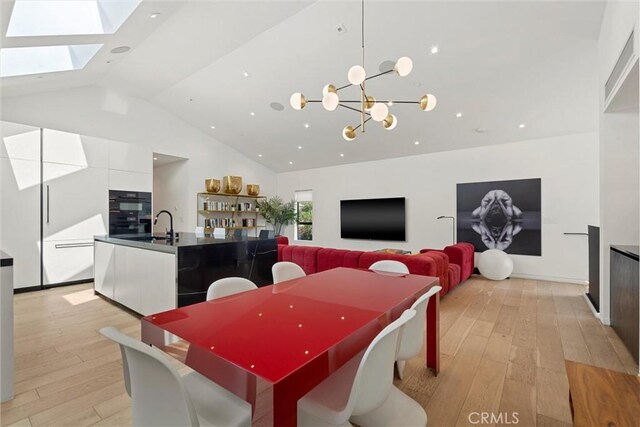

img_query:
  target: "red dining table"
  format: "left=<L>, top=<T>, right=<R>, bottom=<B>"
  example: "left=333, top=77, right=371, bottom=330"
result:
left=141, top=267, right=440, bottom=427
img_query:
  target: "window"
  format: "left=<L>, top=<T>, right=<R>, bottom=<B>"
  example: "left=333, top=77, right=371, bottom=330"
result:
left=295, top=190, right=312, bottom=241
left=0, top=45, right=103, bottom=78
left=7, top=0, right=141, bottom=37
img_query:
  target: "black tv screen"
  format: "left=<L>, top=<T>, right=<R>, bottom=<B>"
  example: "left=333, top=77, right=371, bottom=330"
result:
left=341, top=197, right=406, bottom=241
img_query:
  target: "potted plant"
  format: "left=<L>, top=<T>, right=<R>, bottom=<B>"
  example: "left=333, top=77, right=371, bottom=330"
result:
left=256, top=196, right=295, bottom=236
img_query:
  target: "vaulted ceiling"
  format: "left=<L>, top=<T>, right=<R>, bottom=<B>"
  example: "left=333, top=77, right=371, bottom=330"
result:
left=1, top=0, right=606, bottom=172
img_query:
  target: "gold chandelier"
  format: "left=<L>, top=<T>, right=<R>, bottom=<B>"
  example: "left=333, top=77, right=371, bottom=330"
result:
left=289, top=0, right=437, bottom=141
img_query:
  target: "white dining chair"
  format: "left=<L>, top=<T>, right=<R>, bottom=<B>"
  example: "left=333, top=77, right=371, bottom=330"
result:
left=297, top=309, right=427, bottom=427
left=100, top=327, right=252, bottom=427
left=272, top=261, right=306, bottom=284
left=369, top=260, right=410, bottom=274
left=206, top=277, right=257, bottom=301
left=396, top=286, right=442, bottom=380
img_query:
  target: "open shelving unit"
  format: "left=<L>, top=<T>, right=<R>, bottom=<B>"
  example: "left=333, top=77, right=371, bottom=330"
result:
left=196, top=192, right=266, bottom=237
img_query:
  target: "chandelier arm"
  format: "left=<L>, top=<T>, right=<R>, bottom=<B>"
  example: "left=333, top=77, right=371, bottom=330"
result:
left=365, top=69, right=395, bottom=81
left=353, top=117, right=372, bottom=132
left=338, top=103, right=369, bottom=115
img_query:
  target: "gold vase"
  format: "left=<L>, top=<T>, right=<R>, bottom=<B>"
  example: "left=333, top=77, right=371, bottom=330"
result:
left=223, top=176, right=242, bottom=194
left=204, top=179, right=221, bottom=193
left=247, top=184, right=260, bottom=196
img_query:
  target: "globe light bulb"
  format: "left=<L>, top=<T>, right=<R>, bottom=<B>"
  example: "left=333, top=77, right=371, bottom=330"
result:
left=419, top=94, right=437, bottom=111
left=290, top=92, right=306, bottom=110
left=342, top=126, right=356, bottom=141
left=370, top=103, right=389, bottom=122
left=395, top=57, right=413, bottom=77
left=383, top=114, right=397, bottom=130
left=322, top=92, right=339, bottom=111
left=347, top=65, right=366, bottom=85
left=322, top=84, right=337, bottom=96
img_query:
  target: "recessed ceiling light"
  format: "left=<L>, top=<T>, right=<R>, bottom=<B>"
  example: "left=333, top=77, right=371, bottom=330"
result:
left=153, top=157, right=158, bottom=160
left=340, top=153, right=345, bottom=157
left=456, top=112, right=463, bottom=118
left=475, top=127, right=487, bottom=133
left=110, top=46, right=130, bottom=54
left=431, top=46, right=439, bottom=54
left=518, top=123, right=526, bottom=128
left=297, top=146, right=303, bottom=150
left=387, top=101, right=393, bottom=106
left=304, top=123, right=310, bottom=128
left=249, top=112, right=255, bottom=116
left=150, top=13, right=160, bottom=19
left=258, top=154, right=263, bottom=157
left=243, top=71, right=249, bottom=77
left=414, top=141, right=420, bottom=145
left=289, top=161, right=293, bottom=165
left=210, top=125, right=215, bottom=129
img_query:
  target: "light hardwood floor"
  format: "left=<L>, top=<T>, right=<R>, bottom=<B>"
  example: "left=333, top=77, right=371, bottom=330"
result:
left=1, top=277, right=636, bottom=426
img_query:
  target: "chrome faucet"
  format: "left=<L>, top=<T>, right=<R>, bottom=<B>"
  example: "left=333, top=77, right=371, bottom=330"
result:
left=154, top=210, right=174, bottom=241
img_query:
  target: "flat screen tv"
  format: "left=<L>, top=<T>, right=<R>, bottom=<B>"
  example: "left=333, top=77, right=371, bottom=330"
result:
left=340, top=197, right=406, bottom=241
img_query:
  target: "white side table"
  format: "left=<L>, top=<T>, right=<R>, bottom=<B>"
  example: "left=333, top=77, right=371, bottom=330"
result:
left=0, top=250, right=14, bottom=402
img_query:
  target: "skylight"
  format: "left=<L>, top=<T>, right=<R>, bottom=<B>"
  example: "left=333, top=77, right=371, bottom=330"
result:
left=0, top=44, right=103, bottom=77
left=6, top=0, right=141, bottom=37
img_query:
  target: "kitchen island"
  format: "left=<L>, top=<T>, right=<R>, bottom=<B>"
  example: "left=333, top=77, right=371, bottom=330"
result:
left=94, top=233, right=277, bottom=315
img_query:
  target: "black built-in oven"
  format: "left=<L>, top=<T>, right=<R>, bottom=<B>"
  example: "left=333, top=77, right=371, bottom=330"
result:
left=109, top=190, right=152, bottom=237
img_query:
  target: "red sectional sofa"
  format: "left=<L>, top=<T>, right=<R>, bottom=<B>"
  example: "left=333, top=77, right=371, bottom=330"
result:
left=275, top=239, right=454, bottom=295
left=420, top=242, right=475, bottom=282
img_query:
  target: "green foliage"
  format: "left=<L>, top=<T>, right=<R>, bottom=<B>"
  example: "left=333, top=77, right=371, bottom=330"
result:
left=256, top=196, right=296, bottom=235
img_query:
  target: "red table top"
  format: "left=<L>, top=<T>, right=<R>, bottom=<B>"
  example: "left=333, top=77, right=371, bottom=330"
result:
left=142, top=267, right=436, bottom=383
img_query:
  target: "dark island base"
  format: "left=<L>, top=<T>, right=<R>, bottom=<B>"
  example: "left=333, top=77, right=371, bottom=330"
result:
left=177, top=238, right=277, bottom=307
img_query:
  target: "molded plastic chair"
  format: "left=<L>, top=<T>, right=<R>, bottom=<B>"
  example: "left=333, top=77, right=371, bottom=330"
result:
left=369, top=260, right=410, bottom=274
left=297, top=309, right=427, bottom=427
left=100, top=327, right=251, bottom=427
left=206, top=277, right=257, bottom=301
left=272, top=261, right=306, bottom=284
left=396, top=285, right=442, bottom=380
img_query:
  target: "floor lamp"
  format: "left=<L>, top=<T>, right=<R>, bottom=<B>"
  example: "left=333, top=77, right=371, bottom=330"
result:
left=436, top=216, right=456, bottom=245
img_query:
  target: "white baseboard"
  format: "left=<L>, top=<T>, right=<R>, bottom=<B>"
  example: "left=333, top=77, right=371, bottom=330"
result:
left=509, top=272, right=588, bottom=285
left=582, top=293, right=600, bottom=319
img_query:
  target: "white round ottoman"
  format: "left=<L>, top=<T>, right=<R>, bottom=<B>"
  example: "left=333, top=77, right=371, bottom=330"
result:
left=477, top=249, right=513, bottom=280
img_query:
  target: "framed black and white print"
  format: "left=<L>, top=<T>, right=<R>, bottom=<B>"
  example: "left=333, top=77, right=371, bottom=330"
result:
left=457, top=178, right=542, bottom=256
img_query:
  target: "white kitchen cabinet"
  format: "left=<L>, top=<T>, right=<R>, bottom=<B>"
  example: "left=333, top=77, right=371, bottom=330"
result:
left=0, top=122, right=40, bottom=162
left=43, top=129, right=109, bottom=169
left=110, top=244, right=176, bottom=315
left=108, top=169, right=152, bottom=193
left=114, top=245, right=143, bottom=314
left=94, top=241, right=115, bottom=299
left=42, top=163, right=108, bottom=285
left=0, top=123, right=41, bottom=289
left=42, top=240, right=95, bottom=285
left=139, top=249, right=176, bottom=315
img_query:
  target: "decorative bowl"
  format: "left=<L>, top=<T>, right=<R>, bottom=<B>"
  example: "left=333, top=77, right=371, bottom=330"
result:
left=204, top=179, right=221, bottom=193
left=223, top=176, right=242, bottom=194
left=247, top=184, right=260, bottom=196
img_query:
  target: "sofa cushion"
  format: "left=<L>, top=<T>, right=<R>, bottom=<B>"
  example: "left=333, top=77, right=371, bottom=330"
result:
left=275, top=236, right=289, bottom=245
left=357, top=252, right=443, bottom=292
left=443, top=243, right=475, bottom=281
left=317, top=248, right=364, bottom=272
left=280, top=245, right=322, bottom=274
left=448, top=264, right=462, bottom=290
left=419, top=251, right=449, bottom=291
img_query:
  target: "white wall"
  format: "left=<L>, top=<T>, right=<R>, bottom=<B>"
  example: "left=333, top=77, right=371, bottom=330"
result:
left=153, top=159, right=190, bottom=233
left=277, top=132, right=600, bottom=284
left=597, top=0, right=640, bottom=324
left=1, top=86, right=277, bottom=231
